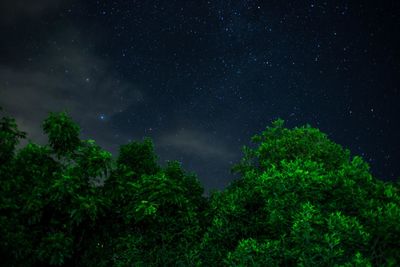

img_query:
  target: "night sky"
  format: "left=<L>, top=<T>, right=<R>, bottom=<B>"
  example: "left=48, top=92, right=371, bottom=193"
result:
left=1, top=1, right=399, bottom=196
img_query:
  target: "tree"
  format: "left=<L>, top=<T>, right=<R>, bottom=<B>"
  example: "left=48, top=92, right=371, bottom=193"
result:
left=0, top=106, right=29, bottom=266
left=0, top=110, right=114, bottom=266
left=42, top=110, right=81, bottom=159
left=99, top=159, right=208, bottom=266
left=199, top=119, right=399, bottom=266
left=0, top=106, right=27, bottom=164
left=116, top=137, right=161, bottom=178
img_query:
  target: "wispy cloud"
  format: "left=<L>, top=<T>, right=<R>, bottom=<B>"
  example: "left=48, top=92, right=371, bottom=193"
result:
left=159, top=128, right=236, bottom=161
left=0, top=28, right=142, bottom=153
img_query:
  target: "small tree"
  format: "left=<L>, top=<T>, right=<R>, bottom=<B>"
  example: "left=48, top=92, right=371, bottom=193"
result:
left=42, top=110, right=81, bottom=159
left=0, top=110, right=114, bottom=266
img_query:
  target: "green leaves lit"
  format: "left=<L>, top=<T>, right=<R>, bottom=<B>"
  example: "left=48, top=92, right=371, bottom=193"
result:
left=200, top=119, right=400, bottom=266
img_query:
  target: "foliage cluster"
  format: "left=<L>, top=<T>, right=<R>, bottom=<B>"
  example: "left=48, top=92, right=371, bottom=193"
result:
left=0, top=108, right=399, bottom=266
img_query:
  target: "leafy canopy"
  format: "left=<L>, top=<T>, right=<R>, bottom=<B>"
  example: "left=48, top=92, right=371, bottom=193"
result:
left=0, top=108, right=398, bottom=267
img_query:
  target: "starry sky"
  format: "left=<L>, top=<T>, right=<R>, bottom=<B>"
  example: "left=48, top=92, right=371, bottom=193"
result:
left=1, top=1, right=399, bottom=195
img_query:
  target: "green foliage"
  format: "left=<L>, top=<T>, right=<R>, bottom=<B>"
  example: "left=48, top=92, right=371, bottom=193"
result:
left=1, top=110, right=399, bottom=267
left=0, top=106, right=26, bottom=164
left=116, top=137, right=161, bottom=178
left=102, top=162, right=207, bottom=266
left=42, top=110, right=81, bottom=158
left=223, top=238, right=285, bottom=266
left=200, top=119, right=399, bottom=267
left=231, top=118, right=351, bottom=177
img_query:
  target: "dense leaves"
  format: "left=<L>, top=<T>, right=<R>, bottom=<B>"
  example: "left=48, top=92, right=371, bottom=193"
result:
left=0, top=108, right=399, bottom=266
left=116, top=138, right=161, bottom=178
left=42, top=110, right=81, bottom=159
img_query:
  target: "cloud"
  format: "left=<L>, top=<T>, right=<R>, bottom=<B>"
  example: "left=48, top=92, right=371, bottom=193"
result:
left=0, top=0, right=68, bottom=23
left=0, top=29, right=143, bottom=154
left=158, top=128, right=236, bottom=161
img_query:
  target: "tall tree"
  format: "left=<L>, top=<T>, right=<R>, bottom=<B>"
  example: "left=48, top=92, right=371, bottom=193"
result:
left=200, top=119, right=400, bottom=266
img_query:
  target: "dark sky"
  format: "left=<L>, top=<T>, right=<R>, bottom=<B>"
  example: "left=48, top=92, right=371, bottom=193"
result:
left=1, top=0, right=399, bottom=195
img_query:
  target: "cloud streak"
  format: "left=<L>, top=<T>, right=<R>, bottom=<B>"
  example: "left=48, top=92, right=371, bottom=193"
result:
left=159, top=128, right=236, bottom=162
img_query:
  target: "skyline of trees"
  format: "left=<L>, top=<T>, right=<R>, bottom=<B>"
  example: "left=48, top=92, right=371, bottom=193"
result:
left=1, top=106, right=399, bottom=266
